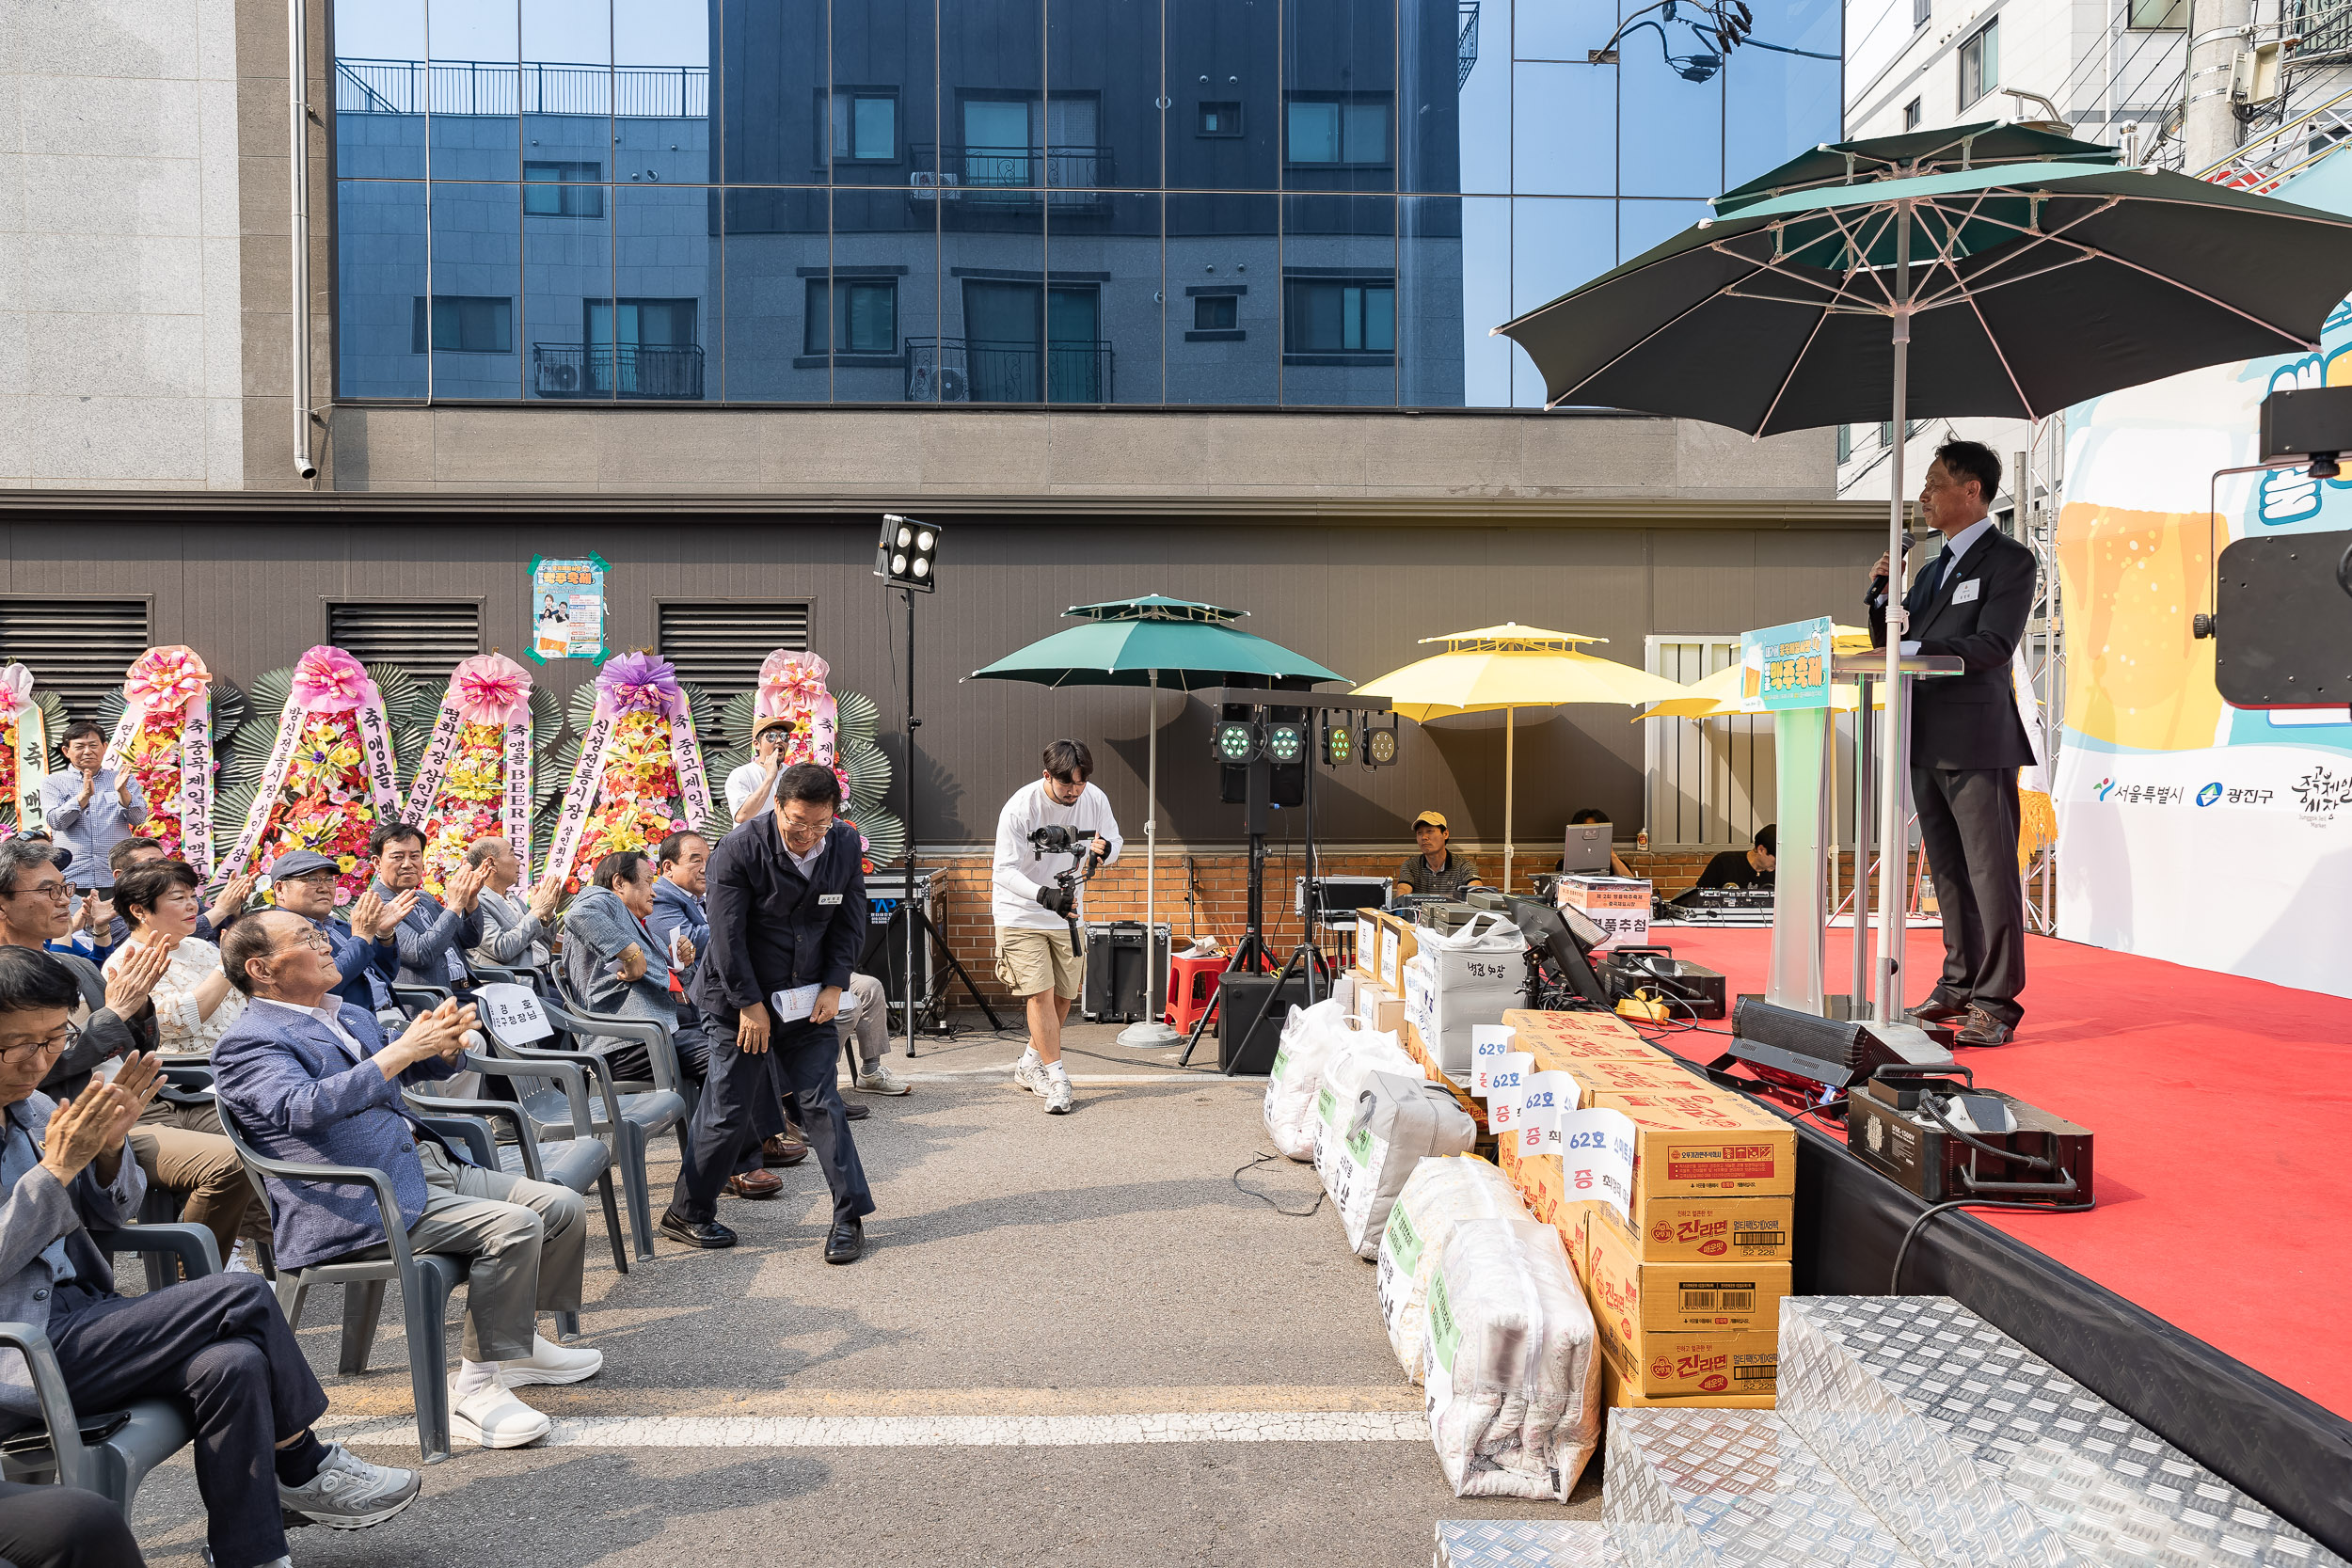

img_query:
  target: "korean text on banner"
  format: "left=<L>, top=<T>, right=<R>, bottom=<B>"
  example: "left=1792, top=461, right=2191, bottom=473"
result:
left=1557, top=1107, right=1638, bottom=1225
left=530, top=554, right=610, bottom=664
left=1741, top=615, right=1835, bottom=712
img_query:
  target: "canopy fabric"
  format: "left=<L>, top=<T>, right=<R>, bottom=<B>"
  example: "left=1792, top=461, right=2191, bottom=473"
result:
left=1348, top=623, right=1681, bottom=721
left=1711, top=119, right=2121, bottom=214
left=967, top=601, right=1343, bottom=690
left=1496, top=162, right=2352, bottom=435
left=1059, top=594, right=1245, bottom=625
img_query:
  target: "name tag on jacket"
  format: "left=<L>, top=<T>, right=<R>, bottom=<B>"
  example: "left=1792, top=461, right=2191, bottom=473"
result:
left=818, top=894, right=843, bottom=906
left=1952, top=578, right=1981, bottom=604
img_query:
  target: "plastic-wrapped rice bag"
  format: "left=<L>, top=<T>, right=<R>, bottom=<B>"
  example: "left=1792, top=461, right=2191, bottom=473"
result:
left=1310, top=1030, right=1418, bottom=1196
left=1261, top=999, right=1351, bottom=1161
left=1331, top=1070, right=1477, bottom=1259
left=1422, top=1213, right=1601, bottom=1501
left=1376, top=1154, right=1522, bottom=1382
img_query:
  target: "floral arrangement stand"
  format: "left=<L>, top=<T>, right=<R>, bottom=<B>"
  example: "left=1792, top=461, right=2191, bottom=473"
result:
left=713, top=649, right=902, bottom=872
left=93, top=647, right=246, bottom=874
left=400, top=653, right=560, bottom=899
left=217, top=647, right=432, bottom=907
left=544, top=653, right=716, bottom=895
left=0, top=664, right=66, bottom=833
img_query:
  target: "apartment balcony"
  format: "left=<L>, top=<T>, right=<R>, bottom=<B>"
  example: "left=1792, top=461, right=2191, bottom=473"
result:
left=905, top=336, right=1114, bottom=404
left=907, top=144, right=1117, bottom=212
left=532, top=341, right=706, bottom=400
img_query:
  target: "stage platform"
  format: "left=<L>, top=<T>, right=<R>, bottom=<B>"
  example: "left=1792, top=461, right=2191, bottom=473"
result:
left=1634, top=926, right=2352, bottom=1422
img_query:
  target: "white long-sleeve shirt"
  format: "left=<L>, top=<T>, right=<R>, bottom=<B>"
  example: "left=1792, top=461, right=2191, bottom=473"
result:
left=990, top=779, right=1121, bottom=932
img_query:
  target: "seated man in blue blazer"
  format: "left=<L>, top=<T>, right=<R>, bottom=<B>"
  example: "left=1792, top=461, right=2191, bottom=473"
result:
left=211, top=911, right=603, bottom=1451
left=364, top=823, right=486, bottom=990
left=0, top=946, right=421, bottom=1568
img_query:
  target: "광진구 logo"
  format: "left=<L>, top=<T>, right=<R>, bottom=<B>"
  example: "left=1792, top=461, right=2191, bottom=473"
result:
left=2197, top=783, right=2224, bottom=807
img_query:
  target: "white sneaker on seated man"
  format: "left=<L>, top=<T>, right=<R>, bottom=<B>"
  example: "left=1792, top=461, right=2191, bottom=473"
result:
left=210, top=910, right=603, bottom=1449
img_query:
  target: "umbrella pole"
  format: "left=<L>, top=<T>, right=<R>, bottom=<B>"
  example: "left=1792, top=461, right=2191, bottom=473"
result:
left=1875, top=201, right=1914, bottom=1023
left=1120, top=669, right=1180, bottom=1047
left=1503, top=706, right=1516, bottom=895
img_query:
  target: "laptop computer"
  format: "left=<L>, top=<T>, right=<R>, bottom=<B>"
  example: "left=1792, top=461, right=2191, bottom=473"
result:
left=1560, top=822, right=1613, bottom=875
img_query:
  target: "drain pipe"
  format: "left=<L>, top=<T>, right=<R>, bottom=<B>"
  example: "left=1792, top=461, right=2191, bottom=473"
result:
left=290, top=0, right=317, bottom=479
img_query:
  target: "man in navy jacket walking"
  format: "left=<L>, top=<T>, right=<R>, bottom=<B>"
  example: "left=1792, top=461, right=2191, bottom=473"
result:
left=661, top=763, right=874, bottom=1261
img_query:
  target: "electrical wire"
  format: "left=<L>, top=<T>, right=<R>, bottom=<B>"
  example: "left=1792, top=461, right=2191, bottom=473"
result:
left=1889, top=1197, right=2080, bottom=1294
left=1232, top=1149, right=1325, bottom=1217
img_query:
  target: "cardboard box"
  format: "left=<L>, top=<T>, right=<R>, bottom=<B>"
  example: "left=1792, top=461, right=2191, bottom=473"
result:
left=1401, top=1021, right=1485, bottom=1131
left=1593, top=1193, right=1795, bottom=1263
left=1562, top=1057, right=1705, bottom=1098
left=1560, top=875, right=1652, bottom=947
left=1501, top=1008, right=1663, bottom=1062
left=1590, top=1316, right=1781, bottom=1401
left=1402, top=951, right=1525, bottom=1077
left=1352, top=913, right=1379, bottom=978
left=1585, top=1216, right=1788, bottom=1334
left=1352, top=979, right=1406, bottom=1037
left=1369, top=911, right=1420, bottom=993
left=1602, top=1359, right=1776, bottom=1410
left=1585, top=1087, right=1798, bottom=1198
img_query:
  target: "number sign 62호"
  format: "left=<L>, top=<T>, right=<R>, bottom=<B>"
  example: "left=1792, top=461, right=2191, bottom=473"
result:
left=1555, top=1107, right=1638, bottom=1222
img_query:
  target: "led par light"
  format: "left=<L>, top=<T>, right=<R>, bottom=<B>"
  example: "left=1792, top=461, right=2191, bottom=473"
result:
left=1322, top=714, right=1354, bottom=766
left=1263, top=721, right=1306, bottom=765
left=1361, top=715, right=1400, bottom=768
left=876, top=514, right=941, bottom=592
left=1211, top=719, right=1263, bottom=764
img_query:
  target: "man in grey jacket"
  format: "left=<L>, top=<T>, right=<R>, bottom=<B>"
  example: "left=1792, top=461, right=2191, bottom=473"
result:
left=466, top=835, right=562, bottom=974
left=0, top=945, right=420, bottom=1568
left=366, top=822, right=487, bottom=989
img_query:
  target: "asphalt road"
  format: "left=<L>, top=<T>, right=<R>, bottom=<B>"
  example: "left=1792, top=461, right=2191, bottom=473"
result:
left=127, top=1021, right=1601, bottom=1566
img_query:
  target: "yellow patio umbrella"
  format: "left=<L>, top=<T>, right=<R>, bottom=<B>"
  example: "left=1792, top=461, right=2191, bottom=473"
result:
left=1349, top=624, right=1688, bottom=892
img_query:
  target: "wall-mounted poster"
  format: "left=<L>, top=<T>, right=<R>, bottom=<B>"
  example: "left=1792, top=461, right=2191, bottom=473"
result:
left=530, top=554, right=609, bottom=663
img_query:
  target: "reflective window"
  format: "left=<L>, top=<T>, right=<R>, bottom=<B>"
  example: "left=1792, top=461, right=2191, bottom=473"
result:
left=332, top=0, right=1839, bottom=406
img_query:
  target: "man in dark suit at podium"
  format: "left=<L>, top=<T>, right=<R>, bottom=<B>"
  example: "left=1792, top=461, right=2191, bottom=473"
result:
left=1867, top=439, right=2039, bottom=1047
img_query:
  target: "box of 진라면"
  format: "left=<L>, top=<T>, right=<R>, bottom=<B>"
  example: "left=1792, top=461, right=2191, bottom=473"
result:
left=1584, top=1212, right=1789, bottom=1335
left=1593, top=1192, right=1795, bottom=1263
left=1561, top=1057, right=1703, bottom=1099
left=1501, top=1008, right=1664, bottom=1065
left=1586, top=1087, right=1797, bottom=1199
left=1602, top=1356, right=1776, bottom=1410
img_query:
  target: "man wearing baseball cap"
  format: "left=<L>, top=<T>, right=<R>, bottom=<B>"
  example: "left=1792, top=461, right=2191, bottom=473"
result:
left=726, top=715, right=795, bottom=824
left=1392, top=811, right=1482, bottom=901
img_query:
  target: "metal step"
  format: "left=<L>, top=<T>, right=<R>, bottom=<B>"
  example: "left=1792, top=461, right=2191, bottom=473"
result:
left=1603, top=1407, right=1932, bottom=1568
left=1434, top=1519, right=1616, bottom=1568
left=1779, top=1296, right=2344, bottom=1568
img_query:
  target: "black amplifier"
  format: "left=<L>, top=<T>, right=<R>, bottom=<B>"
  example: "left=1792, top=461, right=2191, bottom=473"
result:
left=1598, top=947, right=1726, bottom=1019
left=1846, top=1075, right=2093, bottom=1209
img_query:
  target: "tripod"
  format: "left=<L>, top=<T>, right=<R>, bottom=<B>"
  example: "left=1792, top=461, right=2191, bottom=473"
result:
left=863, top=880, right=1001, bottom=1049
left=1178, top=746, right=1281, bottom=1067
left=1235, top=722, right=1336, bottom=1061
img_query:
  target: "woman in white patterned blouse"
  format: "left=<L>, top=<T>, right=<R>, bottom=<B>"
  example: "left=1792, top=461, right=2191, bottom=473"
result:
left=103, top=857, right=247, bottom=1053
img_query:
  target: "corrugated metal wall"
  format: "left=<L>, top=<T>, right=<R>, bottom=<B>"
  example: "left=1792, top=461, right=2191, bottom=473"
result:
left=0, top=511, right=1874, bottom=847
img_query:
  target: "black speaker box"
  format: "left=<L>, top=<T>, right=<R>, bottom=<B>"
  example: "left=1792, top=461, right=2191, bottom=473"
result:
left=1081, top=921, right=1170, bottom=1023
left=1216, top=973, right=1313, bottom=1074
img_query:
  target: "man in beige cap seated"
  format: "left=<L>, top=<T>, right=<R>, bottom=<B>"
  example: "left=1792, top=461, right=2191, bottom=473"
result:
left=1391, top=810, right=1482, bottom=901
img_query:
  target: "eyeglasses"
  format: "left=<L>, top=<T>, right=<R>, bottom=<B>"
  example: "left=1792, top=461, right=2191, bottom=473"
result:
left=0, top=1022, right=79, bottom=1064
left=284, top=928, right=335, bottom=953
left=1, top=883, right=71, bottom=904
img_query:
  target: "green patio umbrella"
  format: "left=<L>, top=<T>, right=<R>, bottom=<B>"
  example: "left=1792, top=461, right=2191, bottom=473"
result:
left=1495, top=121, right=2352, bottom=1022
left=969, top=594, right=1346, bottom=1045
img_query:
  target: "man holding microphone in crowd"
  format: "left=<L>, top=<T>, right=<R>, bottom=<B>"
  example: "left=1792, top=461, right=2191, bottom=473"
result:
left=662, top=762, right=875, bottom=1262
left=992, top=740, right=1120, bottom=1117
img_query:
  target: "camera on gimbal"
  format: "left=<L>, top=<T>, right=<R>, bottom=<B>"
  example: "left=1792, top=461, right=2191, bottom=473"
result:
left=1027, top=824, right=1105, bottom=946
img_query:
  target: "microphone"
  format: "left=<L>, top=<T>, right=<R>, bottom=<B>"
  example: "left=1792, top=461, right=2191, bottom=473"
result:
left=1869, top=531, right=1920, bottom=604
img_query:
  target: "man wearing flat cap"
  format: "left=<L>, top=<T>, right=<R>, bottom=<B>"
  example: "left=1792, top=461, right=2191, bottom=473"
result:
left=262, top=850, right=404, bottom=1017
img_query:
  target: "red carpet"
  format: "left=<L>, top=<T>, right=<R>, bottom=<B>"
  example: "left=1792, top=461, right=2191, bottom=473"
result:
left=1638, top=926, right=2352, bottom=1420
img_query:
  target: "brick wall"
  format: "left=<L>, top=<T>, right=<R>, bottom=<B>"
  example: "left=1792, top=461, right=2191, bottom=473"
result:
left=910, top=843, right=1923, bottom=1008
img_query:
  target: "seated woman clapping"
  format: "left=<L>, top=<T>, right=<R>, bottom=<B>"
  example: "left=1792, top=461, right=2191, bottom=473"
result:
left=104, top=858, right=247, bottom=1054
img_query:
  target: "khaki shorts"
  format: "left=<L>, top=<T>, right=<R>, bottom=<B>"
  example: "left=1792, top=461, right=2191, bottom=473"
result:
left=995, top=926, right=1084, bottom=1000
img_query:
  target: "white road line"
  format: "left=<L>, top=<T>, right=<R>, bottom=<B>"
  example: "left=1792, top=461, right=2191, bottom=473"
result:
left=323, top=1412, right=1428, bottom=1449
left=885, top=1066, right=1233, bottom=1085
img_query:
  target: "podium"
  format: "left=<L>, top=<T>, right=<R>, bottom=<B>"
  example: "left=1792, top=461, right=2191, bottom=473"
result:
left=1750, top=625, right=1959, bottom=1021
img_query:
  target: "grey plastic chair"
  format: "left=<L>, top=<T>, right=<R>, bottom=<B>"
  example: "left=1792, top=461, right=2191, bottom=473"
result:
left=482, top=1000, right=689, bottom=1261
left=214, top=1103, right=474, bottom=1464
left=0, top=1223, right=216, bottom=1513
left=405, top=1050, right=628, bottom=1283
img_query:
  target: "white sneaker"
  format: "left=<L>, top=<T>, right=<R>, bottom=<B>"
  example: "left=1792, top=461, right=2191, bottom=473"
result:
left=498, top=1333, right=603, bottom=1387
left=854, top=1063, right=912, bottom=1095
left=1043, top=1069, right=1073, bottom=1115
left=225, top=1241, right=259, bottom=1275
left=449, top=1375, right=554, bottom=1449
left=1011, top=1052, right=1045, bottom=1095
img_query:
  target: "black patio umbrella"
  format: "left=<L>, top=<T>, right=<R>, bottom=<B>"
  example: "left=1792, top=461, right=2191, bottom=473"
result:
left=1495, top=121, right=2352, bottom=1020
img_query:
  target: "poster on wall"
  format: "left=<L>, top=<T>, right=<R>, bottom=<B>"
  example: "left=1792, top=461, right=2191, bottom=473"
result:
left=2058, top=264, right=2352, bottom=1000
left=530, top=554, right=608, bottom=663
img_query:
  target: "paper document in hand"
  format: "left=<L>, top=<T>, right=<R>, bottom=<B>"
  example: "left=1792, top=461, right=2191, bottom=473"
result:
left=771, top=983, right=823, bottom=1022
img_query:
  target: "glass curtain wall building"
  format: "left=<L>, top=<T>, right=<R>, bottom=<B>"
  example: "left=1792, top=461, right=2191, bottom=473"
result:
left=332, top=0, right=1838, bottom=407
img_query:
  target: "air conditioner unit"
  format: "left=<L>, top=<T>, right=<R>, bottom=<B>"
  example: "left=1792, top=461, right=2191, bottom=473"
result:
left=935, top=366, right=970, bottom=403
left=543, top=361, right=580, bottom=393
left=910, top=170, right=961, bottom=200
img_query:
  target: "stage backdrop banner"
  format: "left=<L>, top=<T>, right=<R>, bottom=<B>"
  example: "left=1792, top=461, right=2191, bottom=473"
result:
left=2058, top=280, right=2352, bottom=999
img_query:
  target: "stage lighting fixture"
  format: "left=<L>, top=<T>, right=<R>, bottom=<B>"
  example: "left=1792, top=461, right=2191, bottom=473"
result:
left=1263, top=721, right=1306, bottom=765
left=1322, top=714, right=1354, bottom=766
left=1212, top=718, right=1263, bottom=764
left=875, top=514, right=941, bottom=593
left=1361, top=716, right=1400, bottom=768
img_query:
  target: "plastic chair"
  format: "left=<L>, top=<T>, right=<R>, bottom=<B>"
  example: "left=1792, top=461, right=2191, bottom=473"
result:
left=405, top=1050, right=628, bottom=1285
left=214, top=1103, right=470, bottom=1464
left=482, top=1000, right=689, bottom=1261
left=0, top=1224, right=216, bottom=1513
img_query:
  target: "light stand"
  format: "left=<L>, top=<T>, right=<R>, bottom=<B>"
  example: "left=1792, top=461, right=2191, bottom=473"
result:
left=1117, top=668, right=1181, bottom=1047
left=1178, top=729, right=1273, bottom=1066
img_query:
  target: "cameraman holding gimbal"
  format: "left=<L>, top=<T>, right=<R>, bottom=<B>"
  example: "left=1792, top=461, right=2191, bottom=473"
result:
left=991, top=739, right=1121, bottom=1115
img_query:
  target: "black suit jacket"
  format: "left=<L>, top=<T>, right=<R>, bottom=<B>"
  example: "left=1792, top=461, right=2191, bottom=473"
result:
left=1867, top=525, right=2038, bottom=771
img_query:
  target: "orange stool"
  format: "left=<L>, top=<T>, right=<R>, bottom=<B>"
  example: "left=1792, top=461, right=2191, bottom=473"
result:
left=1166, top=952, right=1226, bottom=1033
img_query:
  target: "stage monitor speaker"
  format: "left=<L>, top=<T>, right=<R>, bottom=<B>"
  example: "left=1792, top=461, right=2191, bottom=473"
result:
left=1216, top=973, right=1312, bottom=1074
left=2212, top=527, right=2352, bottom=709
left=1727, top=997, right=1952, bottom=1096
left=2259, top=384, right=2352, bottom=467
left=1081, top=921, right=1170, bottom=1023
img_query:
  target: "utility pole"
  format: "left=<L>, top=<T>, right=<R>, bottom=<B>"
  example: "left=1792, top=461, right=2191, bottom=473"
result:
left=2182, top=0, right=2253, bottom=170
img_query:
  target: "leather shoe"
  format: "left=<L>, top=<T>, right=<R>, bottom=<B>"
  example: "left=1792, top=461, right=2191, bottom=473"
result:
left=725, top=1169, right=784, bottom=1200
left=1954, top=1006, right=2015, bottom=1047
left=658, top=1212, right=738, bottom=1249
left=1905, top=996, right=1972, bottom=1023
left=762, top=1133, right=808, bottom=1167
left=843, top=1101, right=870, bottom=1122
left=823, top=1218, right=864, bottom=1264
